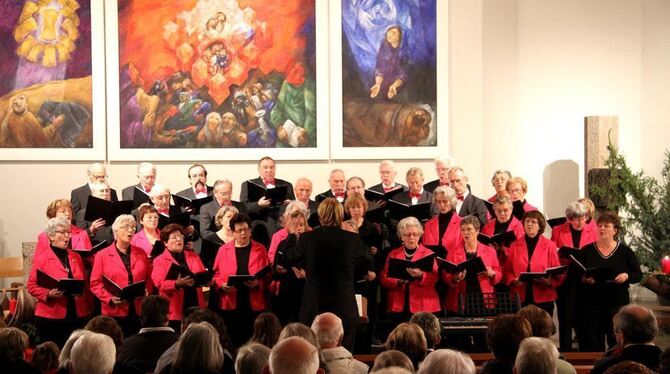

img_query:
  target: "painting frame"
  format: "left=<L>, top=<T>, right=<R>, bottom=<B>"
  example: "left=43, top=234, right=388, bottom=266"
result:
left=0, top=0, right=106, bottom=161
left=104, top=0, right=329, bottom=161
left=329, top=0, right=449, bottom=160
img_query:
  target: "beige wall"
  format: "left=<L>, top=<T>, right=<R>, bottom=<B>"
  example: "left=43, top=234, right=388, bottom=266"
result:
left=1, top=0, right=669, bottom=276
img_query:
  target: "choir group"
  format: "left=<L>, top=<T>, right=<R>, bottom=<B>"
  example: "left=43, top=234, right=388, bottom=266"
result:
left=27, top=156, right=642, bottom=358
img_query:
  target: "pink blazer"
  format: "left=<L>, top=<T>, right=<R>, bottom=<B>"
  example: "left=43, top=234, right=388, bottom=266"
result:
left=130, top=228, right=161, bottom=258
left=90, top=243, right=152, bottom=317
left=212, top=240, right=269, bottom=311
left=36, top=225, right=92, bottom=258
left=267, top=228, right=288, bottom=264
left=503, top=236, right=562, bottom=304
left=380, top=244, right=440, bottom=313
left=551, top=221, right=598, bottom=265
left=27, top=247, right=91, bottom=319
left=422, top=213, right=462, bottom=254
left=442, top=242, right=501, bottom=312
left=151, top=250, right=207, bottom=321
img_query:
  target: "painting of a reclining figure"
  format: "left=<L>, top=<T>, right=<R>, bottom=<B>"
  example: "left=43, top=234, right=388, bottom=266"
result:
left=341, top=0, right=436, bottom=147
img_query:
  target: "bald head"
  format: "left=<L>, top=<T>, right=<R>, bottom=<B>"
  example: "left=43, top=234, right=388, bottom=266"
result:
left=614, top=304, right=658, bottom=344
left=268, top=337, right=321, bottom=374
left=311, top=312, right=344, bottom=349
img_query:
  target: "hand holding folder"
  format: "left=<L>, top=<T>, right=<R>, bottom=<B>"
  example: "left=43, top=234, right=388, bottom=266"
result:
left=226, top=264, right=272, bottom=287
left=37, top=270, right=85, bottom=296
left=387, top=255, right=435, bottom=281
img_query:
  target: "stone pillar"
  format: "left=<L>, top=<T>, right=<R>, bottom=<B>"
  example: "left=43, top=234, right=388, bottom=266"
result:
left=584, top=116, right=618, bottom=210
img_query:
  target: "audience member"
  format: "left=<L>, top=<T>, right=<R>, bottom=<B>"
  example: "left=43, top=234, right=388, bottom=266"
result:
left=480, top=314, right=532, bottom=374
left=410, top=312, right=441, bottom=350
left=311, top=312, right=368, bottom=374
left=58, top=330, right=92, bottom=374
left=159, top=321, right=226, bottom=374
left=371, top=350, right=415, bottom=373
left=417, top=349, right=475, bottom=374
left=69, top=332, right=116, bottom=374
left=591, top=304, right=661, bottom=374
left=84, top=315, right=124, bottom=354
left=513, top=337, right=559, bottom=374
left=266, top=336, right=323, bottom=374
left=117, top=295, right=178, bottom=373
left=31, top=341, right=60, bottom=374
left=517, top=305, right=576, bottom=374
left=371, top=368, right=413, bottom=374
left=385, top=323, right=428, bottom=371
left=604, top=361, right=656, bottom=374
left=235, top=342, right=271, bottom=374
left=0, top=327, right=39, bottom=374
left=250, top=312, right=282, bottom=348
left=278, top=322, right=319, bottom=348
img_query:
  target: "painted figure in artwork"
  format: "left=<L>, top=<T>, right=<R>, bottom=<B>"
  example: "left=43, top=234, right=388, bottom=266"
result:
left=370, top=26, right=407, bottom=101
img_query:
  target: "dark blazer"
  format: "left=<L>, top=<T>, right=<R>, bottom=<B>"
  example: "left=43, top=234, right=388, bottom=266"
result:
left=293, top=226, right=374, bottom=330
left=368, top=183, right=407, bottom=194
left=199, top=200, right=246, bottom=243
left=122, top=183, right=149, bottom=201
left=175, top=185, right=214, bottom=199
left=117, top=328, right=179, bottom=374
left=240, top=177, right=295, bottom=220
left=458, top=193, right=489, bottom=226
left=174, top=186, right=213, bottom=254
left=591, top=344, right=662, bottom=374
left=75, top=208, right=114, bottom=246
left=391, top=190, right=438, bottom=217
left=71, top=183, right=119, bottom=214
left=423, top=179, right=446, bottom=194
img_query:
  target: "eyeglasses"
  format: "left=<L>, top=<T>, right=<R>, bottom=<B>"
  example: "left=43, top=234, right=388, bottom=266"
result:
left=120, top=225, right=136, bottom=232
left=234, top=227, right=250, bottom=234
left=55, top=230, right=72, bottom=235
left=169, top=235, right=184, bottom=241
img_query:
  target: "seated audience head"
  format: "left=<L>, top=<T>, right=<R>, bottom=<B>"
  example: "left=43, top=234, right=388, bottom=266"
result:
left=137, top=203, right=159, bottom=230
left=486, top=314, right=532, bottom=363
left=397, top=217, right=423, bottom=248
left=418, top=349, right=475, bottom=374
left=266, top=336, right=323, bottom=374
left=491, top=170, right=512, bottom=195
left=258, top=156, right=277, bottom=182
left=69, top=332, right=116, bottom=374
left=0, top=327, right=29, bottom=362
left=434, top=156, right=455, bottom=185
left=522, top=210, right=546, bottom=238
left=578, top=197, right=596, bottom=221
left=613, top=304, right=658, bottom=345
left=346, top=176, right=366, bottom=197
left=87, top=163, right=108, bottom=183
left=294, top=178, right=313, bottom=205
left=183, top=307, right=233, bottom=354
left=597, top=211, right=622, bottom=240
left=517, top=304, right=556, bottom=338
left=90, top=180, right=111, bottom=201
left=447, top=166, right=468, bottom=196
left=31, top=341, right=60, bottom=373
left=236, top=342, right=271, bottom=374
left=148, top=183, right=171, bottom=210
left=251, top=312, right=282, bottom=349
left=385, top=322, right=428, bottom=370
left=432, top=185, right=457, bottom=214
left=506, top=177, right=528, bottom=202
left=328, top=169, right=346, bottom=195
left=137, top=162, right=157, bottom=191
left=187, top=163, right=208, bottom=187
left=215, top=205, right=239, bottom=231
left=174, top=321, right=224, bottom=374
left=372, top=368, right=414, bottom=374
left=371, top=350, right=415, bottom=373
left=278, top=323, right=319, bottom=348
left=405, top=167, right=424, bottom=194
left=317, top=198, right=344, bottom=227
left=513, top=337, right=559, bottom=374
left=59, top=330, right=93, bottom=372
left=344, top=193, right=368, bottom=218
left=84, top=315, right=124, bottom=352
left=111, top=214, right=136, bottom=242
left=311, top=312, right=344, bottom=349
left=46, top=199, right=74, bottom=221
left=492, top=195, right=513, bottom=223
left=604, top=361, right=655, bottom=374
left=46, top=217, right=72, bottom=249
left=378, top=160, right=398, bottom=186
left=213, top=179, right=234, bottom=206
left=141, top=295, right=170, bottom=328
left=410, top=311, right=442, bottom=349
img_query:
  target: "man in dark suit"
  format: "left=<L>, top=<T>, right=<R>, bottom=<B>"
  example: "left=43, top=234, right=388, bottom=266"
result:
left=316, top=169, right=346, bottom=204
left=591, top=304, right=661, bottom=374
left=176, top=164, right=213, bottom=254
left=240, top=156, right=295, bottom=245
left=70, top=162, right=119, bottom=215
left=121, top=162, right=157, bottom=201
left=368, top=160, right=407, bottom=194
left=200, top=179, right=245, bottom=244
left=293, top=199, right=374, bottom=352
left=116, top=296, right=178, bottom=374
left=448, top=166, right=488, bottom=226
left=289, top=177, right=318, bottom=214
left=423, top=156, right=455, bottom=193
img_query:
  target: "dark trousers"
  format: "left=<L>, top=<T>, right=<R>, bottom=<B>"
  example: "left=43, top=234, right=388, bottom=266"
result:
left=556, top=282, right=577, bottom=351
left=578, top=302, right=621, bottom=352
left=35, top=317, right=85, bottom=348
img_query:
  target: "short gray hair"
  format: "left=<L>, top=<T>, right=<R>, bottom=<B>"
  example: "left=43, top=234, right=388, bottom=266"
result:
left=514, top=337, right=559, bottom=374
left=137, top=162, right=156, bottom=175
left=46, top=217, right=71, bottom=236
left=418, top=349, right=476, bottom=374
left=311, top=312, right=344, bottom=348
left=69, top=332, right=116, bottom=374
left=278, top=323, right=319, bottom=348
left=112, top=214, right=136, bottom=235
left=235, top=342, right=270, bottom=374
left=491, top=170, right=512, bottom=183
left=284, top=200, right=309, bottom=221
left=613, top=304, right=658, bottom=344
left=565, top=201, right=588, bottom=220
left=269, top=336, right=320, bottom=374
left=59, top=330, right=93, bottom=371
left=148, top=183, right=170, bottom=198
left=213, top=178, right=233, bottom=190
left=397, top=216, right=423, bottom=239
left=90, top=181, right=109, bottom=195
left=432, top=185, right=458, bottom=208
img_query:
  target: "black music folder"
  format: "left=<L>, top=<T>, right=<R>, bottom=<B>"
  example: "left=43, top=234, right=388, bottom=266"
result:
left=84, top=196, right=133, bottom=223
left=227, top=264, right=272, bottom=287
left=150, top=240, right=166, bottom=258
left=477, top=231, right=517, bottom=246
left=547, top=217, right=567, bottom=228
left=172, top=194, right=213, bottom=213
left=165, top=263, right=213, bottom=287
left=570, top=255, right=613, bottom=282
left=437, top=256, right=486, bottom=278
left=36, top=270, right=85, bottom=295
left=364, top=188, right=403, bottom=202
left=387, top=255, right=435, bottom=281
left=158, top=211, right=191, bottom=229
left=102, top=277, right=146, bottom=300
left=512, top=200, right=526, bottom=220
left=558, top=246, right=579, bottom=258
left=483, top=200, right=495, bottom=217
left=518, top=265, right=568, bottom=282
left=387, top=200, right=432, bottom=221
left=132, top=187, right=151, bottom=209
left=246, top=181, right=288, bottom=206
left=364, top=205, right=387, bottom=224
left=424, top=244, right=447, bottom=259
left=72, top=240, right=106, bottom=257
